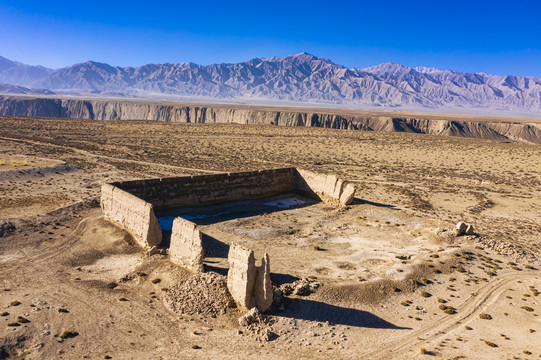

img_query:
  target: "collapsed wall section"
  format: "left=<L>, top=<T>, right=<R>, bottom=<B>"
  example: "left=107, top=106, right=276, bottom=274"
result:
left=295, top=168, right=356, bottom=205
left=227, top=244, right=256, bottom=309
left=113, top=168, right=297, bottom=211
left=169, top=217, right=204, bottom=272
left=100, top=183, right=162, bottom=249
left=226, top=243, right=273, bottom=312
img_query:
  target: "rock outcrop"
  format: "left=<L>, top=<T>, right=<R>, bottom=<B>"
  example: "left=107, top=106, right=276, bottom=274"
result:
left=456, top=222, right=475, bottom=236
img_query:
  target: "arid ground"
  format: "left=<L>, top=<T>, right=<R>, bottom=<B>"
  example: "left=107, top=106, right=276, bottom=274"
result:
left=1, top=115, right=540, bottom=359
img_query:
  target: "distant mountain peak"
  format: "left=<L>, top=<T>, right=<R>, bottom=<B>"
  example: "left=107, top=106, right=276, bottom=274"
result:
left=0, top=54, right=539, bottom=115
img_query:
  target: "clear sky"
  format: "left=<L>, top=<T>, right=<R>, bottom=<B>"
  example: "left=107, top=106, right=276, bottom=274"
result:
left=1, top=0, right=541, bottom=76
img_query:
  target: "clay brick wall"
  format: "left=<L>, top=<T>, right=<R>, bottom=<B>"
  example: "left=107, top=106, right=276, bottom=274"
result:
left=100, top=183, right=162, bottom=249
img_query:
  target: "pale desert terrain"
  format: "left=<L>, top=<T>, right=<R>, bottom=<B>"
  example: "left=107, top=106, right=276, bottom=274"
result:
left=0, top=115, right=540, bottom=359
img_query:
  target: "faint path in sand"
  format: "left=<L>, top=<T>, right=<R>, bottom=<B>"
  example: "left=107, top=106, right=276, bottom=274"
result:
left=0, top=135, right=222, bottom=175
left=361, top=271, right=538, bottom=359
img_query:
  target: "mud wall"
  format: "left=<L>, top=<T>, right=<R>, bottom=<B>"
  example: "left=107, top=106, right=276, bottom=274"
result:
left=295, top=169, right=356, bottom=205
left=169, top=217, right=204, bottom=272
left=113, top=168, right=298, bottom=211
left=100, top=183, right=162, bottom=249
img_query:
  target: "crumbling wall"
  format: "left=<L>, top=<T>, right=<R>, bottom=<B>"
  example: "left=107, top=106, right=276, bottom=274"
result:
left=169, top=217, right=204, bottom=272
left=295, top=169, right=356, bottom=205
left=113, top=168, right=297, bottom=211
left=227, top=243, right=272, bottom=312
left=100, top=183, right=162, bottom=249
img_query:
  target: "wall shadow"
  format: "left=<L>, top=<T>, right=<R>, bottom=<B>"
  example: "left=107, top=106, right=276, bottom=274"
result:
left=353, top=198, right=398, bottom=210
left=201, top=233, right=230, bottom=258
left=270, top=272, right=299, bottom=285
left=274, top=298, right=411, bottom=329
left=155, top=192, right=319, bottom=227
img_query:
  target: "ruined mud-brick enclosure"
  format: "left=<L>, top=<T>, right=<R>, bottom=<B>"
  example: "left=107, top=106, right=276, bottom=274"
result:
left=100, top=167, right=355, bottom=311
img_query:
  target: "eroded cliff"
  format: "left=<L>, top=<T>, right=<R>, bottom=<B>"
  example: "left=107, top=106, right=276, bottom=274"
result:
left=1, top=95, right=540, bottom=144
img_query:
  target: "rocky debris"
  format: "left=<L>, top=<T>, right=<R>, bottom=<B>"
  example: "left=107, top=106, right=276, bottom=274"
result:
left=164, top=272, right=234, bottom=317
left=0, top=221, right=16, bottom=237
left=237, top=308, right=278, bottom=342
left=477, top=237, right=537, bottom=262
left=279, top=278, right=322, bottom=297
left=227, top=243, right=273, bottom=312
left=238, top=308, right=263, bottom=327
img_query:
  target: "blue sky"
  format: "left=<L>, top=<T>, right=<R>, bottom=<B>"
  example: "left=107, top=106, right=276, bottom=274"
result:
left=1, top=0, right=540, bottom=76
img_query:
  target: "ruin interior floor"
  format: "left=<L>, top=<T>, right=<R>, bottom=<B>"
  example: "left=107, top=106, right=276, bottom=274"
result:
left=0, top=116, right=540, bottom=359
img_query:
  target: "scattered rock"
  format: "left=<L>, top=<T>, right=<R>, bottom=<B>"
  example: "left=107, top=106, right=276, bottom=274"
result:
left=238, top=308, right=263, bottom=327
left=465, top=224, right=475, bottom=235
left=0, top=221, right=16, bottom=237
left=456, top=222, right=467, bottom=236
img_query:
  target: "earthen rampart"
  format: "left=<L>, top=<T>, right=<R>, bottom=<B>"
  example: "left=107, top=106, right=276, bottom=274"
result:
left=100, top=183, right=162, bottom=249
left=100, top=167, right=356, bottom=312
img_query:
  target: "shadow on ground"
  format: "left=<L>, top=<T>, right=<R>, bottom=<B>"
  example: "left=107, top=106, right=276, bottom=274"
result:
left=353, top=197, right=399, bottom=210
left=276, top=298, right=411, bottom=329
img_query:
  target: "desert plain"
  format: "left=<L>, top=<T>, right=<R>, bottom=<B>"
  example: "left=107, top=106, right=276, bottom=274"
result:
left=0, top=113, right=540, bottom=359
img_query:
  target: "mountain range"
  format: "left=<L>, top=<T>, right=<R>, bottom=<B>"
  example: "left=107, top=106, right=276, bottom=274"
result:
left=1, top=53, right=540, bottom=115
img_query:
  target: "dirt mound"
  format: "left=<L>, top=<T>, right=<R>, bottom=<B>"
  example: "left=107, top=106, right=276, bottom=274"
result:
left=164, top=272, right=235, bottom=317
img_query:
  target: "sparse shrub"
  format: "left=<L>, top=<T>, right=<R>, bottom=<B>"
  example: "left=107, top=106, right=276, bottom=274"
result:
left=420, top=347, right=428, bottom=354
left=151, top=278, right=161, bottom=284
left=523, top=350, right=532, bottom=355
left=313, top=243, right=320, bottom=251
left=465, top=326, right=473, bottom=330
left=401, top=300, right=412, bottom=306
left=484, top=340, right=497, bottom=347
left=60, top=330, right=79, bottom=339
left=119, top=297, right=129, bottom=302
left=1, top=312, right=9, bottom=316
left=479, top=313, right=492, bottom=320
left=10, top=301, right=21, bottom=306
left=192, top=345, right=201, bottom=349
left=7, top=322, right=19, bottom=327
left=444, top=307, right=457, bottom=315
left=437, top=298, right=447, bottom=303
left=58, top=308, right=69, bottom=313
left=420, top=291, right=432, bottom=298
left=17, top=316, right=29, bottom=323
left=529, top=329, right=535, bottom=333
left=521, top=306, right=534, bottom=312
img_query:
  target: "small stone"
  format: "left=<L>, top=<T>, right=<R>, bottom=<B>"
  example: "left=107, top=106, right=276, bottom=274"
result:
left=456, top=222, right=467, bottom=236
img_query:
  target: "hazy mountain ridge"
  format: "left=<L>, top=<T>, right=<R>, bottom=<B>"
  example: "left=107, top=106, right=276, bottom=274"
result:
left=1, top=53, right=540, bottom=115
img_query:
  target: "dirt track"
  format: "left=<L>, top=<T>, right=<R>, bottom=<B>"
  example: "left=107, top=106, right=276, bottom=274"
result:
left=1, top=116, right=540, bottom=359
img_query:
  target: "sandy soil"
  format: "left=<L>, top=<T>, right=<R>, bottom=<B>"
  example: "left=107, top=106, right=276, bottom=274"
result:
left=0, top=116, right=540, bottom=359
